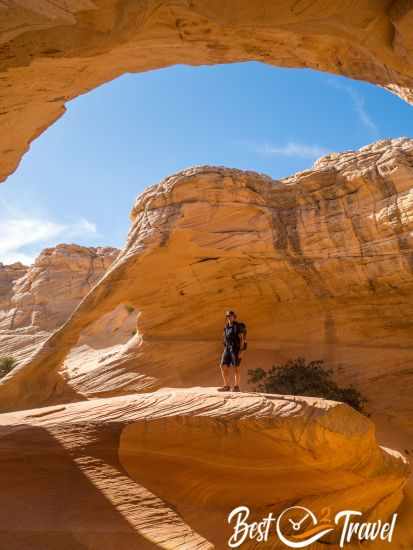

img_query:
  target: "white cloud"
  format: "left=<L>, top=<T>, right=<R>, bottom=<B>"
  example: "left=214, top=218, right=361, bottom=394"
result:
left=0, top=214, right=98, bottom=265
left=1, top=250, right=38, bottom=265
left=327, top=79, right=379, bottom=136
left=255, top=141, right=329, bottom=159
left=67, top=218, right=97, bottom=237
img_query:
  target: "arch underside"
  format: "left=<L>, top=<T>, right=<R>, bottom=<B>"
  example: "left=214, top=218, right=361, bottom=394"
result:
left=1, top=0, right=413, bottom=182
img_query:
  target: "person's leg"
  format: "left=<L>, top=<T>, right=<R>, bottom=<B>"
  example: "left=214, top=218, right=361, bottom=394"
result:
left=218, top=349, right=231, bottom=390
left=233, top=366, right=241, bottom=389
left=232, top=354, right=241, bottom=391
left=219, top=364, right=231, bottom=388
left=226, top=351, right=238, bottom=389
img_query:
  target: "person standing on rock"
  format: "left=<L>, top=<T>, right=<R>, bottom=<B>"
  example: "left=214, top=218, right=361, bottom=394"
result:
left=218, top=310, right=247, bottom=392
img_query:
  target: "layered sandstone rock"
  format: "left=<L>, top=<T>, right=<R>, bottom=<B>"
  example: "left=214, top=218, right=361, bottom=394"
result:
left=0, top=243, right=120, bottom=363
left=0, top=261, right=28, bottom=310
left=1, top=139, right=412, bottom=545
left=0, top=389, right=409, bottom=549
left=0, top=243, right=119, bottom=331
left=2, top=1, right=413, bottom=184
left=1, top=138, right=412, bottom=464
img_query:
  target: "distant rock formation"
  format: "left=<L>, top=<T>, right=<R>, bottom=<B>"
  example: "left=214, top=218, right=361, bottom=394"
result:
left=0, top=244, right=119, bottom=363
left=0, top=389, right=409, bottom=549
left=0, top=261, right=28, bottom=311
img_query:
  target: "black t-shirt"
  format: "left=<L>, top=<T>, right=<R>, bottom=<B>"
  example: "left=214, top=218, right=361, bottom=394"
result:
left=223, top=321, right=241, bottom=351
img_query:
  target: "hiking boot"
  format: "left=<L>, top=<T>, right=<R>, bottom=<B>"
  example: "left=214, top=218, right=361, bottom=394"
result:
left=232, top=385, right=241, bottom=392
left=217, top=385, right=230, bottom=392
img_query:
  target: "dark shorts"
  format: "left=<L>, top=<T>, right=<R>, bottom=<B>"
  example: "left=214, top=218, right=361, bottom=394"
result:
left=221, top=348, right=241, bottom=367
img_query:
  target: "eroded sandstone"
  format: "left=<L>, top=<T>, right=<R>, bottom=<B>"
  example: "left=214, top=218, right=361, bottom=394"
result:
left=0, top=389, right=409, bottom=549
left=0, top=135, right=412, bottom=544
left=2, top=1, right=413, bottom=184
left=0, top=139, right=412, bottom=485
left=0, top=243, right=120, bottom=363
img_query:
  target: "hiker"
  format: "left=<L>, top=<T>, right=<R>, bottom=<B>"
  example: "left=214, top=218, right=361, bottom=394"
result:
left=218, top=310, right=247, bottom=392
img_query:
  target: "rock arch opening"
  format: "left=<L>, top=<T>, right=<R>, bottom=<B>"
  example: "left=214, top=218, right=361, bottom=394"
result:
left=2, top=0, right=413, bottom=184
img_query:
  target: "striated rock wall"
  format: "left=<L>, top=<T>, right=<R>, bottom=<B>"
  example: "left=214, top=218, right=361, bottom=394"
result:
left=1, top=139, right=413, bottom=546
left=0, top=243, right=119, bottom=331
left=0, top=389, right=409, bottom=549
left=0, top=243, right=119, bottom=363
left=2, top=1, right=413, bottom=183
left=1, top=138, right=412, bottom=456
left=0, top=261, right=28, bottom=311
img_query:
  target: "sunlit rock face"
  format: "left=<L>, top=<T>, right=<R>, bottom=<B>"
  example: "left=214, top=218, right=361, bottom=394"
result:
left=2, top=1, right=413, bottom=182
left=0, top=244, right=119, bottom=362
left=1, top=138, right=412, bottom=457
left=0, top=262, right=28, bottom=311
left=0, top=389, right=409, bottom=549
left=1, top=139, right=413, bottom=546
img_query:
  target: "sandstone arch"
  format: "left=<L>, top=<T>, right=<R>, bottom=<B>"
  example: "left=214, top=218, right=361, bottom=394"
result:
left=2, top=4, right=413, bottom=548
left=2, top=0, right=413, bottom=183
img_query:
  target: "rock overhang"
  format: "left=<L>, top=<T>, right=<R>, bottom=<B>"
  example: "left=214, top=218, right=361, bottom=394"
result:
left=2, top=2, right=413, bottom=183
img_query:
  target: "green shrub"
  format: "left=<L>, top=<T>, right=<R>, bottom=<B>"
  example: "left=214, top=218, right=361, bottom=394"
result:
left=248, top=357, right=367, bottom=413
left=124, top=304, right=135, bottom=314
left=0, top=356, right=18, bottom=379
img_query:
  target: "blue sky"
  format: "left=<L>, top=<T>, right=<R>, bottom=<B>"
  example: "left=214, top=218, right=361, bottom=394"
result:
left=1, top=61, right=413, bottom=265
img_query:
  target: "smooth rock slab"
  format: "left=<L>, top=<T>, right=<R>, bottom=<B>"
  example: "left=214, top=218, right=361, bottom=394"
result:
left=0, top=389, right=408, bottom=549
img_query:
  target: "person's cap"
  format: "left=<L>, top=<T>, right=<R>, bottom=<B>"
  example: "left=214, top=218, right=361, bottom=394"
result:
left=225, top=310, right=236, bottom=316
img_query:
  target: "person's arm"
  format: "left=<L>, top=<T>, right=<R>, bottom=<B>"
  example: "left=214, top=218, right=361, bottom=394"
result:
left=239, top=333, right=245, bottom=355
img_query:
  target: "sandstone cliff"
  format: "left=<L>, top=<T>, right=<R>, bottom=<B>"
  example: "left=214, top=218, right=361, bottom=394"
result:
left=3, top=4, right=413, bottom=547
left=0, top=389, right=409, bottom=549
left=0, top=244, right=120, bottom=363
left=0, top=139, right=412, bottom=546
left=2, top=1, right=413, bottom=185
left=0, top=261, right=27, bottom=311
left=0, top=138, right=412, bottom=463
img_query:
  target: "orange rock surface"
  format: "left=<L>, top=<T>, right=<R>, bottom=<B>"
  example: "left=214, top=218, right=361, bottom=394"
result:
left=2, top=3, right=413, bottom=547
left=2, top=1, right=413, bottom=184
left=0, top=389, right=409, bottom=549
left=0, top=244, right=119, bottom=363
left=1, top=139, right=412, bottom=434
left=1, top=141, right=412, bottom=548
